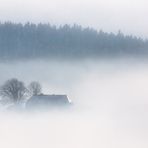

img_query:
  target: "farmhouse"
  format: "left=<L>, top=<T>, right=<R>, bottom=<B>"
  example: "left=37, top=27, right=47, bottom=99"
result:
left=26, top=94, right=71, bottom=109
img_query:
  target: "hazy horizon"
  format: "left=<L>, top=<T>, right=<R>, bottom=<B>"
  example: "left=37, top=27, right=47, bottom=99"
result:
left=0, top=0, right=147, bottom=38
left=0, top=0, right=148, bottom=147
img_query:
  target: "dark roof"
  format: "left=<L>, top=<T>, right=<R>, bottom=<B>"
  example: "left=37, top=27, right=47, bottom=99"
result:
left=26, top=94, right=71, bottom=109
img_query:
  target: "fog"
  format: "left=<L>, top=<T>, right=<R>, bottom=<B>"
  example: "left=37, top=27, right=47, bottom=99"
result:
left=0, top=0, right=148, bottom=38
left=0, top=58, right=148, bottom=148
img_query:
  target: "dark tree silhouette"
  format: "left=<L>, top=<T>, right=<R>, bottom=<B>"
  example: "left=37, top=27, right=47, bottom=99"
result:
left=0, top=78, right=27, bottom=104
left=28, top=81, right=42, bottom=96
left=0, top=22, right=147, bottom=60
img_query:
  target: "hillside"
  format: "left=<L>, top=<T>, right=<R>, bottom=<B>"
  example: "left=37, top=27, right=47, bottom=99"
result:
left=0, top=22, right=147, bottom=60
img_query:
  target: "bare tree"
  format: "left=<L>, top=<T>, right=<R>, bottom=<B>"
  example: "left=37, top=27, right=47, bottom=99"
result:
left=0, top=78, right=27, bottom=104
left=28, top=81, right=42, bottom=96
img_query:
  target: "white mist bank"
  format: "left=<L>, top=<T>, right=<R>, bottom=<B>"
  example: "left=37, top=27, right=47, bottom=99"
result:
left=0, top=58, right=148, bottom=148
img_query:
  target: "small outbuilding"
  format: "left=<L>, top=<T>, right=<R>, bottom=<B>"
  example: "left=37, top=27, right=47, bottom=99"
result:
left=26, top=94, right=71, bottom=109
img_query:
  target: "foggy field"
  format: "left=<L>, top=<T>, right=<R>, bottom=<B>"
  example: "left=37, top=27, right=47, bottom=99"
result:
left=0, top=58, right=148, bottom=148
left=0, top=0, right=148, bottom=147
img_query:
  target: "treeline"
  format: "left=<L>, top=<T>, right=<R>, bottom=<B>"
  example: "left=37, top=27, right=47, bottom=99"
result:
left=0, top=22, right=148, bottom=59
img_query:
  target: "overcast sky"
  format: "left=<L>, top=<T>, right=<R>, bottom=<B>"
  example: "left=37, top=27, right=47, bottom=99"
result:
left=0, top=0, right=147, bottom=38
